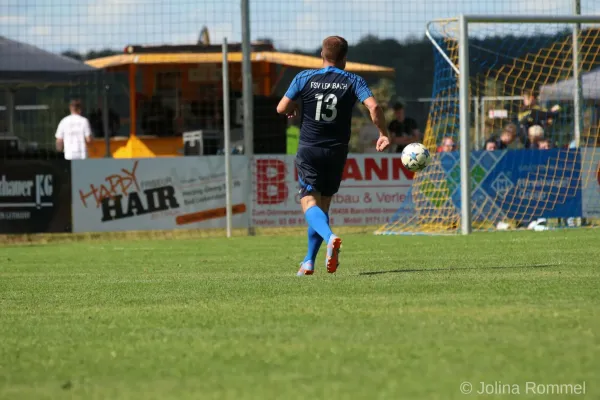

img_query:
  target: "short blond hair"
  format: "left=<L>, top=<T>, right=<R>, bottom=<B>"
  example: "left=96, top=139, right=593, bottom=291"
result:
left=528, top=125, right=544, bottom=139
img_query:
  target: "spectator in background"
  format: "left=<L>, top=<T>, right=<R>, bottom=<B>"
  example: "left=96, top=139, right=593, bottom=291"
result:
left=486, top=123, right=521, bottom=150
left=538, top=138, right=551, bottom=150
left=527, top=125, right=544, bottom=149
left=437, top=136, right=455, bottom=152
left=484, top=139, right=497, bottom=151
left=388, top=102, right=420, bottom=153
left=358, top=122, right=381, bottom=153
left=55, top=99, right=92, bottom=160
left=518, top=88, right=560, bottom=143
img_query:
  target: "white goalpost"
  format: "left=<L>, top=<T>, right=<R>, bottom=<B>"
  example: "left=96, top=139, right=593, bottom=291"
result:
left=426, top=13, right=600, bottom=235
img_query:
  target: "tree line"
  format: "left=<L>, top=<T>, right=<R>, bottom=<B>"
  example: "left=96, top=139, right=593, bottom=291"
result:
left=59, top=29, right=599, bottom=151
left=60, top=30, right=585, bottom=125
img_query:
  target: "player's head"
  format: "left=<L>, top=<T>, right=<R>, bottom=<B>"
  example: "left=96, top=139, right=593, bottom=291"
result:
left=69, top=99, right=82, bottom=114
left=321, top=36, right=348, bottom=69
left=393, top=102, right=405, bottom=121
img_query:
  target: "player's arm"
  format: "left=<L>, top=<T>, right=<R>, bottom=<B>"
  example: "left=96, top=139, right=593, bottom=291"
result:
left=363, top=97, right=388, bottom=138
left=276, top=96, right=298, bottom=118
left=363, top=97, right=391, bottom=152
left=277, top=74, right=301, bottom=117
left=354, top=76, right=389, bottom=151
left=354, top=77, right=388, bottom=137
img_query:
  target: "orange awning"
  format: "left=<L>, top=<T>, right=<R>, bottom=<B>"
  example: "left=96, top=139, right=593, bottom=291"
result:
left=85, top=51, right=394, bottom=74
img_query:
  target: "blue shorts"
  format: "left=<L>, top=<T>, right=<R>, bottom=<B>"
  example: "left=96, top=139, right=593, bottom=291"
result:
left=295, top=145, right=348, bottom=198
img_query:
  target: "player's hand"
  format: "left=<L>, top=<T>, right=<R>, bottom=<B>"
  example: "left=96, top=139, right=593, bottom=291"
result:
left=376, top=135, right=390, bottom=152
left=286, top=104, right=299, bottom=119
left=551, top=105, right=560, bottom=112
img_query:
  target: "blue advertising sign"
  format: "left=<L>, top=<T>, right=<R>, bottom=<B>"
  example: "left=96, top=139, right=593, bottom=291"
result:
left=437, top=149, right=582, bottom=221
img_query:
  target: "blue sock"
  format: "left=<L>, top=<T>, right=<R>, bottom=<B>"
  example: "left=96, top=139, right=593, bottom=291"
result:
left=303, top=212, right=328, bottom=264
left=304, top=206, right=334, bottom=244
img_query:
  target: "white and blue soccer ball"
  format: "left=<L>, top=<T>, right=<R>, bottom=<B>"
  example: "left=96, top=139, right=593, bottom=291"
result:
left=400, top=142, right=431, bottom=172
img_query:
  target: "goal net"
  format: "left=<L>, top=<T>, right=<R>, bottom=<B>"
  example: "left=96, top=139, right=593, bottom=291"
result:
left=377, top=16, right=600, bottom=235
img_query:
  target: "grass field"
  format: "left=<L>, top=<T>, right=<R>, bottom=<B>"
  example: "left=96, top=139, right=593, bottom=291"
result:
left=1, top=228, right=599, bottom=399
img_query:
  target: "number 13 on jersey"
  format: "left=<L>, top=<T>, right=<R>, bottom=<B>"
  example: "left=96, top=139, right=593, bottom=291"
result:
left=315, top=93, right=337, bottom=121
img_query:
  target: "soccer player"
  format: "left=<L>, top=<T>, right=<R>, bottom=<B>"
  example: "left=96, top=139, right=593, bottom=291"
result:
left=276, top=36, right=390, bottom=276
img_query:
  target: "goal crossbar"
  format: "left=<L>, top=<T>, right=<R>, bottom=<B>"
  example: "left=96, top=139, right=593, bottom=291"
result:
left=430, top=14, right=600, bottom=24
left=425, top=13, right=600, bottom=234
left=425, top=15, right=600, bottom=76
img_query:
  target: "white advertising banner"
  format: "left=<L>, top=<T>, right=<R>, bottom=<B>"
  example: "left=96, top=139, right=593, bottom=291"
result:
left=582, top=149, right=600, bottom=218
left=253, top=154, right=414, bottom=227
left=71, top=157, right=249, bottom=233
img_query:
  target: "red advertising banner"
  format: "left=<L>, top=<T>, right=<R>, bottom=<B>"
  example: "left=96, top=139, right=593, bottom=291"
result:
left=253, top=154, right=414, bottom=227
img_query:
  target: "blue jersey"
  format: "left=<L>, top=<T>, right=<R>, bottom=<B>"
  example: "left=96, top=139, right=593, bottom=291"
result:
left=284, top=66, right=373, bottom=148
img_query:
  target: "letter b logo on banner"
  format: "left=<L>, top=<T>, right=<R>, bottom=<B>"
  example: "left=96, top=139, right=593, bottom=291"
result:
left=255, top=159, right=288, bottom=204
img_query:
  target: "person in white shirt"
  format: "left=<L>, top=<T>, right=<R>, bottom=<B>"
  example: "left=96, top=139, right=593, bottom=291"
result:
left=55, top=99, right=92, bottom=160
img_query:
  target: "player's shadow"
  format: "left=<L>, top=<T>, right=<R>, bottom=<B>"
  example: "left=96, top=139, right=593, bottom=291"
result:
left=359, top=263, right=558, bottom=276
